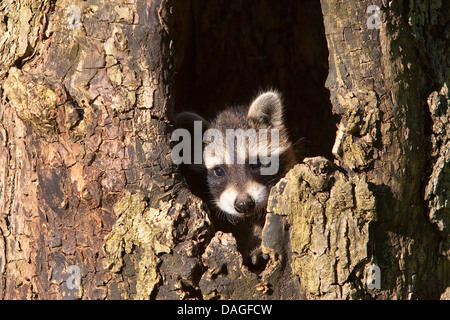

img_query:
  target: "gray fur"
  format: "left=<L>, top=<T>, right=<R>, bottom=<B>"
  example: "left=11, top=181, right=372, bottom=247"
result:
left=175, top=91, right=296, bottom=271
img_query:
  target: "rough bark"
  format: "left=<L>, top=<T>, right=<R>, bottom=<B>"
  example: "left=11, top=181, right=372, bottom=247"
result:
left=317, top=0, right=449, bottom=299
left=0, top=0, right=448, bottom=300
left=0, top=0, right=177, bottom=299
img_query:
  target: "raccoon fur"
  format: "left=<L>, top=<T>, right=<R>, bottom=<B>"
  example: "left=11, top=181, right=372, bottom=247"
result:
left=174, top=91, right=296, bottom=271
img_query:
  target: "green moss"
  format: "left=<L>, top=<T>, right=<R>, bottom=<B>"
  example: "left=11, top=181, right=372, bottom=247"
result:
left=4, top=67, right=58, bottom=133
left=103, top=192, right=176, bottom=299
left=267, top=157, right=377, bottom=299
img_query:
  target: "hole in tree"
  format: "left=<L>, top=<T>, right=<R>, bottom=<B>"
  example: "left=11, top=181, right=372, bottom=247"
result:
left=171, top=0, right=338, bottom=272
left=172, top=0, right=338, bottom=160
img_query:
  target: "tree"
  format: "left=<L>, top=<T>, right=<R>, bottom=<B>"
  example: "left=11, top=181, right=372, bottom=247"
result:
left=0, top=0, right=448, bottom=300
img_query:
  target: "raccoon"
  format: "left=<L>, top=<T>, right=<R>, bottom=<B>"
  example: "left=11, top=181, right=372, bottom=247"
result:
left=174, top=91, right=296, bottom=271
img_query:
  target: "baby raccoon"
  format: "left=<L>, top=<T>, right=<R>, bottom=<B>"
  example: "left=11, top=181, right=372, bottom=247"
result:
left=174, top=91, right=296, bottom=271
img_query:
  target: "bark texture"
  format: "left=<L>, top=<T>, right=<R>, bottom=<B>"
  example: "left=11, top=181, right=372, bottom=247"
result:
left=266, top=157, right=377, bottom=299
left=0, top=0, right=177, bottom=299
left=319, top=0, right=449, bottom=299
left=0, top=0, right=448, bottom=300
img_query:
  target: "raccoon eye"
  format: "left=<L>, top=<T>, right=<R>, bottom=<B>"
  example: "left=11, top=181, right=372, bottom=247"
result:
left=213, top=166, right=225, bottom=177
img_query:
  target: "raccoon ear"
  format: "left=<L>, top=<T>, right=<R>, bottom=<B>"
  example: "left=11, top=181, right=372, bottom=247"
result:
left=247, top=91, right=284, bottom=129
left=175, top=112, right=210, bottom=133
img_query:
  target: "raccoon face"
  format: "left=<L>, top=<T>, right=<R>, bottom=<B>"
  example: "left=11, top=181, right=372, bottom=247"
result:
left=175, top=91, right=295, bottom=220
left=204, top=91, right=294, bottom=218
left=207, top=157, right=291, bottom=218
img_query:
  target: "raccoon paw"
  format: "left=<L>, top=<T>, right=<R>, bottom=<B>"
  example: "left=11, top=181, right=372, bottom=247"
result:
left=245, top=248, right=269, bottom=272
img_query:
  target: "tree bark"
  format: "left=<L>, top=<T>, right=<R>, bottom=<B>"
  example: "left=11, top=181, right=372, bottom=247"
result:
left=0, top=0, right=178, bottom=299
left=315, top=0, right=449, bottom=299
left=0, top=0, right=448, bottom=300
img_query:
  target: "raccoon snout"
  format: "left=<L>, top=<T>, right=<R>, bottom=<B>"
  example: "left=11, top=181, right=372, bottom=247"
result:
left=234, top=195, right=255, bottom=213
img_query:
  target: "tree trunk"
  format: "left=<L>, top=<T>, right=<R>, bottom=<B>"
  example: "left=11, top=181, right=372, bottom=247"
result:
left=0, top=0, right=448, bottom=300
left=0, top=0, right=177, bottom=299
left=316, top=0, right=449, bottom=299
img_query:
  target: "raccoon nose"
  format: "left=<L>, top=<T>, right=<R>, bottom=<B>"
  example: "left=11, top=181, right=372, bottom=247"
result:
left=234, top=196, right=255, bottom=213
